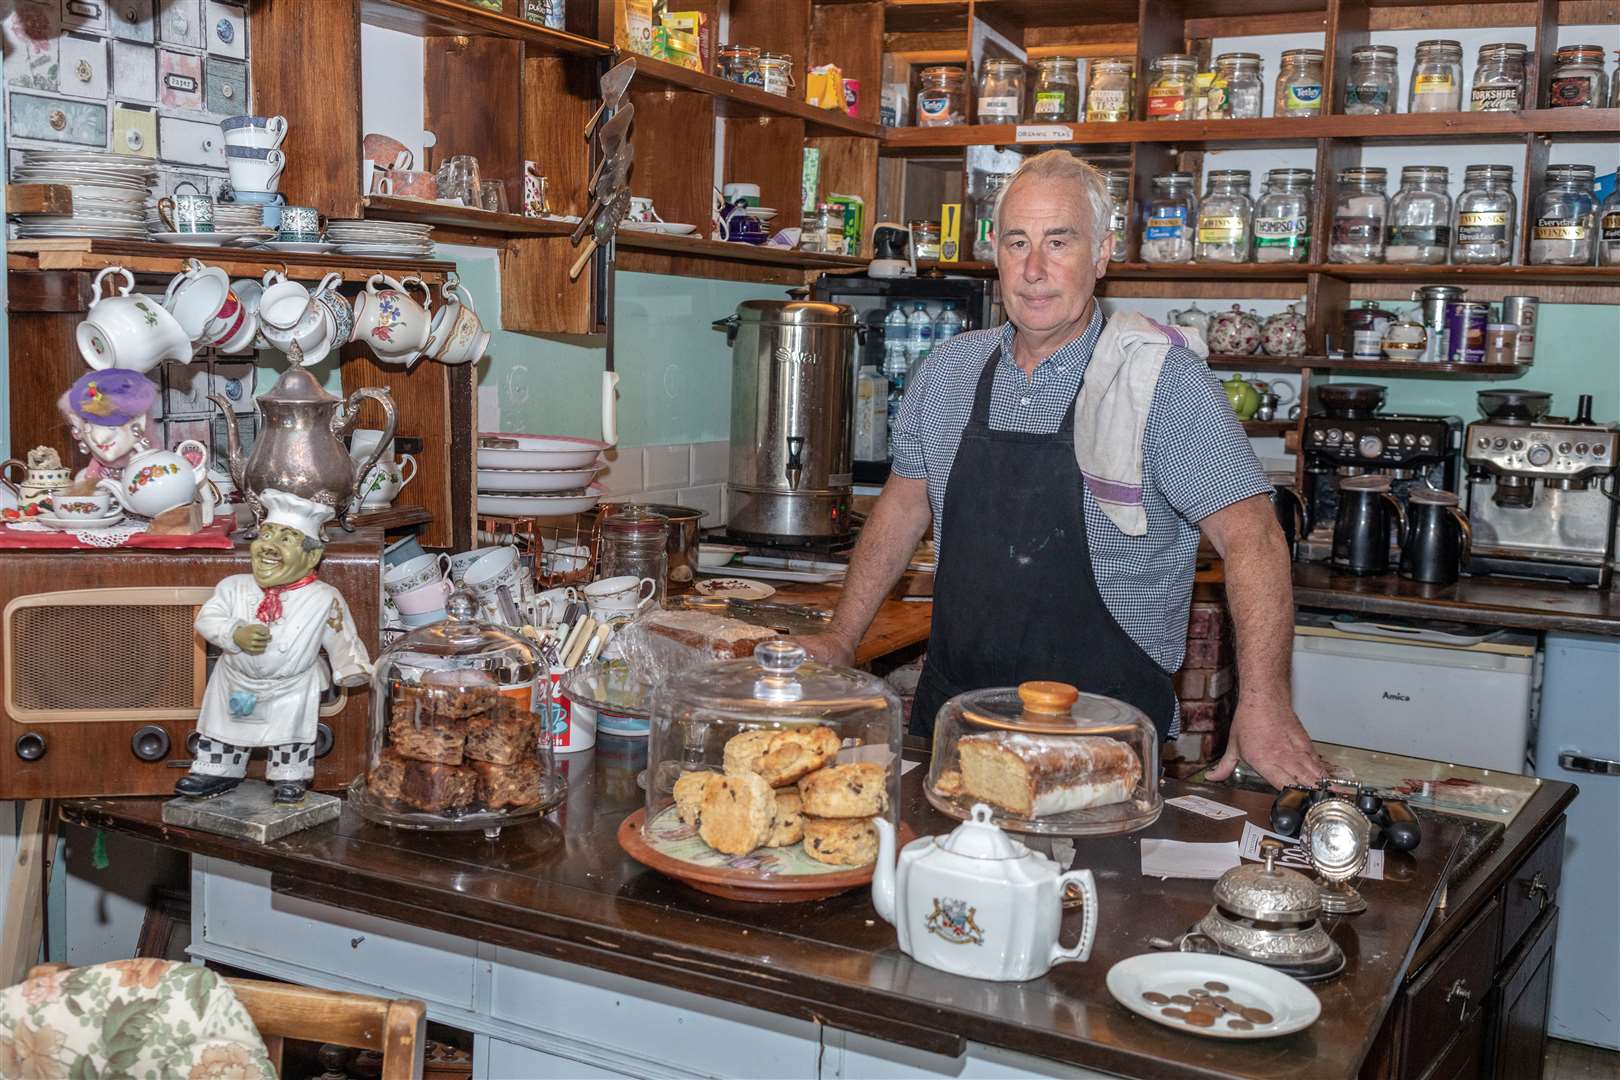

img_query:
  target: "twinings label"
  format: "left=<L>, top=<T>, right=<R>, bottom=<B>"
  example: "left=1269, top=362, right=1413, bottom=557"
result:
left=1534, top=216, right=1588, bottom=240
left=1146, top=81, right=1188, bottom=117
left=1603, top=211, right=1620, bottom=240
left=1197, top=215, right=1245, bottom=243
left=1470, top=85, right=1521, bottom=111
left=1087, top=89, right=1128, bottom=121
left=1456, top=211, right=1509, bottom=245
left=1144, top=208, right=1188, bottom=240
left=1254, top=215, right=1308, bottom=247
left=1413, top=73, right=1454, bottom=92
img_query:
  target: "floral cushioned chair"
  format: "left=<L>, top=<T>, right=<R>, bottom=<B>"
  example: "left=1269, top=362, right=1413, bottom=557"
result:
left=0, top=959, right=274, bottom=1079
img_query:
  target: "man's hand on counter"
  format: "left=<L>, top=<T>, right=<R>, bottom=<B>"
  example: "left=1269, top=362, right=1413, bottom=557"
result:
left=797, top=632, right=856, bottom=668
left=1207, top=698, right=1330, bottom=790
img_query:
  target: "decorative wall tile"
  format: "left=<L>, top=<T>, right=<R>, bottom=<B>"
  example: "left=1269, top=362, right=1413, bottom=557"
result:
left=111, top=39, right=156, bottom=102
left=689, top=440, right=728, bottom=485
left=597, top=447, right=643, bottom=495
left=642, top=444, right=691, bottom=490
left=157, top=48, right=201, bottom=109
left=156, top=0, right=201, bottom=48
left=109, top=0, right=154, bottom=43
left=677, top=485, right=723, bottom=525
left=111, top=101, right=157, bottom=157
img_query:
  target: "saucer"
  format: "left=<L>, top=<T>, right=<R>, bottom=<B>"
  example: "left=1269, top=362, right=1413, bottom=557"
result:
left=258, top=240, right=339, bottom=253
left=694, top=577, right=775, bottom=600
left=35, top=510, right=126, bottom=530
left=147, top=232, right=230, bottom=246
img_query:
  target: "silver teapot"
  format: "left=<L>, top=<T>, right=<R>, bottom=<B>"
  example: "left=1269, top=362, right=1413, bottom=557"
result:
left=210, top=341, right=396, bottom=533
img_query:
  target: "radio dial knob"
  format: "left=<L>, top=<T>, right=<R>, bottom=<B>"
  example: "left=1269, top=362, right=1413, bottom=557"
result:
left=1594, top=443, right=1609, bottom=457
left=1358, top=434, right=1384, bottom=459
left=1510, top=439, right=1525, bottom=451
left=15, top=733, right=46, bottom=762
left=131, top=725, right=171, bottom=762
left=1558, top=442, right=1572, bottom=454
left=1526, top=444, right=1553, bottom=467
left=1493, top=437, right=1508, bottom=450
left=1419, top=435, right=1434, bottom=448
left=1476, top=436, right=1490, bottom=449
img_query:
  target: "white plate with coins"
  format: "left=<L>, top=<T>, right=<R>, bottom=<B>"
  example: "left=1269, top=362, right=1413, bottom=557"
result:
left=1106, top=954, right=1320, bottom=1039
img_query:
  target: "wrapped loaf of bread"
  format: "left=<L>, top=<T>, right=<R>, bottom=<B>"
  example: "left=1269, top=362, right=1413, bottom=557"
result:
left=956, top=732, right=1141, bottom=817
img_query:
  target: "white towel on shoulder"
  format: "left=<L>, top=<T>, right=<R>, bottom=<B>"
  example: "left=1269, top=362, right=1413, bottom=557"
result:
left=1074, top=312, right=1208, bottom=537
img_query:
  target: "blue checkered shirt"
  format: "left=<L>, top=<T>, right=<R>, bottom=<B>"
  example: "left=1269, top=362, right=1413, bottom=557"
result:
left=892, top=305, right=1272, bottom=734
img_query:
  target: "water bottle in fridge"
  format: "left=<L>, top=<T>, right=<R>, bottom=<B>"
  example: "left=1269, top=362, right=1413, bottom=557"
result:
left=906, top=301, right=934, bottom=364
left=933, top=301, right=963, bottom=347
left=883, top=304, right=909, bottom=353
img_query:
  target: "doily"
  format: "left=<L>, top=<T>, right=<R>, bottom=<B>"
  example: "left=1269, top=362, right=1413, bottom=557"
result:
left=4, top=520, right=150, bottom=546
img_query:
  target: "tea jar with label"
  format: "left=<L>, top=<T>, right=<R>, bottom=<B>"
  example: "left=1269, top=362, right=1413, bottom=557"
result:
left=1471, top=43, right=1526, bottom=112
left=1344, top=45, right=1398, bottom=115
left=1548, top=45, right=1606, bottom=108
left=718, top=44, right=763, bottom=87
left=1253, top=168, right=1313, bottom=263
left=977, top=58, right=1025, bottom=124
left=1029, top=57, right=1079, bottom=121
left=1141, top=172, right=1197, bottom=264
left=1385, top=165, right=1452, bottom=265
left=1208, top=52, right=1263, bottom=119
left=1330, top=167, right=1389, bottom=264
left=353, top=591, right=562, bottom=835
left=1147, top=54, right=1197, bottom=121
left=1195, top=169, right=1253, bottom=264
left=1530, top=164, right=1597, bottom=265
left=1105, top=170, right=1130, bottom=262
left=1408, top=40, right=1463, bottom=112
left=917, top=66, right=967, bottom=127
left=1086, top=57, right=1134, bottom=122
left=1452, top=164, right=1516, bottom=265
left=759, top=52, right=794, bottom=98
left=1275, top=49, right=1324, bottom=117
left=1601, top=187, right=1620, bottom=266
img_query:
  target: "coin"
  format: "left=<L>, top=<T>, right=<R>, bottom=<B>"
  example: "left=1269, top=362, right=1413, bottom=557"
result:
left=1240, top=1007, right=1274, bottom=1024
left=1205, top=981, right=1230, bottom=992
left=1161, top=1008, right=1188, bottom=1020
left=1227, top=1019, right=1254, bottom=1031
left=1170, top=995, right=1195, bottom=1006
left=1143, top=992, right=1170, bottom=1005
left=1185, top=1011, right=1216, bottom=1027
left=1213, top=996, right=1237, bottom=1010
left=1188, top=988, right=1212, bottom=998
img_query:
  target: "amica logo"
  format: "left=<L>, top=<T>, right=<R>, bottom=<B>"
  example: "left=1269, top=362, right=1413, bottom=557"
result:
left=1380, top=691, right=1411, bottom=702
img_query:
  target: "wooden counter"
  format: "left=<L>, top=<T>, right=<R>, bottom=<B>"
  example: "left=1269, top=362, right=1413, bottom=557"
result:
left=63, top=765, right=1500, bottom=1080
left=768, top=582, right=933, bottom=664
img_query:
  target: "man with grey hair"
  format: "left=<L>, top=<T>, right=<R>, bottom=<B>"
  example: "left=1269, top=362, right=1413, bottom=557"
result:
left=804, top=149, right=1325, bottom=789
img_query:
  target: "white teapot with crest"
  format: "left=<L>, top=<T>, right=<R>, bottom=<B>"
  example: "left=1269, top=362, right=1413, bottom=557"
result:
left=871, top=803, right=1099, bottom=982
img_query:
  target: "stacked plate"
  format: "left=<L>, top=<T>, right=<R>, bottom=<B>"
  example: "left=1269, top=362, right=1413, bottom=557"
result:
left=10, top=149, right=156, bottom=240
left=147, top=201, right=276, bottom=246
left=476, top=432, right=608, bottom=517
left=325, top=218, right=436, bottom=258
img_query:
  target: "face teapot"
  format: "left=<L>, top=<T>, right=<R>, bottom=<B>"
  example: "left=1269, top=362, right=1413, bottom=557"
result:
left=872, top=804, right=1099, bottom=982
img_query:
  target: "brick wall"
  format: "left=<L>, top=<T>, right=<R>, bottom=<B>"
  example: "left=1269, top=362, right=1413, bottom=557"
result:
left=1164, top=596, right=1235, bottom=778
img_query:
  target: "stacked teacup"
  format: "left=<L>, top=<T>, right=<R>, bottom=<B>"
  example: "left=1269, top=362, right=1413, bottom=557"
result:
left=349, top=428, right=417, bottom=512
left=221, top=115, right=288, bottom=228
left=383, top=551, right=453, bottom=628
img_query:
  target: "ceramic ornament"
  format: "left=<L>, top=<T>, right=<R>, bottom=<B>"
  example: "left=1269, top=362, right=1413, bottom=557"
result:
left=56, top=367, right=160, bottom=482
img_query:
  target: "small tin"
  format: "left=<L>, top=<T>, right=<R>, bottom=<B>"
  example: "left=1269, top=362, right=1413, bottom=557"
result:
left=1445, top=300, right=1490, bottom=363
left=1501, top=294, right=1538, bottom=364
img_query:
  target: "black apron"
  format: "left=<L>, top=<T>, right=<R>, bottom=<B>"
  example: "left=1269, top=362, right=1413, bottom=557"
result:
left=910, top=353, right=1176, bottom=739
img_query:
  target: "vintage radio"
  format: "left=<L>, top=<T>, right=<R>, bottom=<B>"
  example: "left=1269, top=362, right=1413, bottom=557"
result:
left=0, top=533, right=382, bottom=799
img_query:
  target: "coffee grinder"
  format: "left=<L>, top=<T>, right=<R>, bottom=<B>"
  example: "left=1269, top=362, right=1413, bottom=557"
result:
left=1464, top=390, right=1619, bottom=587
left=1300, top=383, right=1462, bottom=558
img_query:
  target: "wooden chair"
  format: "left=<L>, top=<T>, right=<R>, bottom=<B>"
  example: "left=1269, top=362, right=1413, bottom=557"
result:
left=29, top=963, right=427, bottom=1080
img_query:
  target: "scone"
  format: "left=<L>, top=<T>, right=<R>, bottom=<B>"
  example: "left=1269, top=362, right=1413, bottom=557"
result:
left=802, top=815, right=879, bottom=866
left=722, top=729, right=777, bottom=776
left=764, top=789, right=804, bottom=847
left=754, top=727, right=842, bottom=787
left=698, top=771, right=777, bottom=856
left=672, top=770, right=719, bottom=826
left=798, top=762, right=888, bottom=818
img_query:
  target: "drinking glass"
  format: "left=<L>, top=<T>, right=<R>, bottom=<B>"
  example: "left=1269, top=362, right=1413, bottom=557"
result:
left=435, top=155, right=482, bottom=206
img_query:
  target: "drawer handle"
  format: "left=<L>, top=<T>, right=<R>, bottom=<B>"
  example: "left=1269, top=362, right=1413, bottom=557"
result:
left=1444, top=978, right=1472, bottom=1023
left=1558, top=751, right=1620, bottom=776
left=1526, top=871, right=1552, bottom=910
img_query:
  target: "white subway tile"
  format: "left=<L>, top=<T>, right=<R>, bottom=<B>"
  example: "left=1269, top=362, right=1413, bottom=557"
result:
left=640, top=488, right=681, bottom=507
left=677, top=484, right=723, bottom=525
left=689, top=441, right=730, bottom=486
left=642, top=444, right=691, bottom=490
left=597, top=447, right=643, bottom=495
left=476, top=385, right=501, bottom=432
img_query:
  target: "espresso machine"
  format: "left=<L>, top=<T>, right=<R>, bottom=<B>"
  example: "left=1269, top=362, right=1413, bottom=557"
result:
left=1464, top=390, right=1619, bottom=587
left=1300, top=383, right=1462, bottom=557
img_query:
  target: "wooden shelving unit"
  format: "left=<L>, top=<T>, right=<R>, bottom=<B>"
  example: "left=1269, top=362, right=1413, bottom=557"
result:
left=1241, top=419, right=1294, bottom=436
left=358, top=0, right=609, bottom=55
left=615, top=231, right=869, bottom=284
left=361, top=196, right=576, bottom=238
left=630, top=54, right=883, bottom=137
left=5, top=239, right=457, bottom=284
left=1207, top=355, right=1525, bottom=377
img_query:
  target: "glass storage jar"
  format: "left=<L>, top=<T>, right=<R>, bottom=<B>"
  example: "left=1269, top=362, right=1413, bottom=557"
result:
left=1470, top=43, right=1527, bottom=112
left=1612, top=49, right=1620, bottom=107
left=1147, top=53, right=1197, bottom=121
left=1208, top=52, right=1264, bottom=119
left=634, top=640, right=903, bottom=897
left=1086, top=57, right=1134, bottom=122
left=917, top=66, right=967, bottom=126
left=977, top=57, right=1025, bottom=124
left=759, top=52, right=794, bottom=97
left=1141, top=171, right=1197, bottom=264
left=1451, top=164, right=1517, bottom=265
left=1548, top=45, right=1606, bottom=108
left=1385, top=165, right=1452, bottom=264
left=1275, top=48, right=1325, bottom=117
left=596, top=506, right=671, bottom=606
left=718, top=44, right=763, bottom=87
left=1253, top=168, right=1314, bottom=263
left=1031, top=56, right=1080, bottom=121
left=1530, top=164, right=1597, bottom=265
left=1330, top=167, right=1389, bottom=263
left=353, top=591, right=561, bottom=835
left=927, top=680, right=1162, bottom=836
left=1105, top=169, right=1130, bottom=261
left=910, top=218, right=942, bottom=260
left=1196, top=169, right=1253, bottom=263
left=972, top=171, right=1012, bottom=260
left=1344, top=44, right=1399, bottom=115
left=1601, top=186, right=1620, bottom=266
left=1409, top=39, right=1464, bottom=112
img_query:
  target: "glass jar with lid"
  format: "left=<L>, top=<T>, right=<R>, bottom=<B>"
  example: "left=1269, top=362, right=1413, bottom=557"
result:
left=1086, top=57, right=1134, bottom=122
left=972, top=172, right=1012, bottom=260
left=353, top=591, right=561, bottom=835
left=1208, top=52, right=1264, bottom=119
left=910, top=218, right=942, bottom=260
left=917, top=65, right=967, bottom=126
left=1196, top=169, right=1253, bottom=263
left=1345, top=45, right=1399, bottom=115
left=977, top=58, right=1025, bottom=124
left=1599, top=186, right=1620, bottom=266
left=1031, top=56, right=1080, bottom=121
left=1548, top=45, right=1606, bottom=108
left=1253, top=168, right=1314, bottom=263
left=1275, top=48, right=1325, bottom=117
left=1530, top=164, right=1597, bottom=265
left=1103, top=169, right=1130, bottom=261
left=1385, top=165, right=1452, bottom=264
left=1408, top=39, right=1463, bottom=112
left=1452, top=164, right=1517, bottom=265
left=596, top=505, right=671, bottom=605
left=759, top=52, right=794, bottom=97
left=632, top=639, right=903, bottom=897
left=1146, top=53, right=1197, bottom=121
left=1141, top=171, right=1197, bottom=264
left=1470, top=43, right=1526, bottom=112
left=927, top=680, right=1162, bottom=836
left=1330, top=167, right=1389, bottom=263
left=718, top=44, right=763, bottom=87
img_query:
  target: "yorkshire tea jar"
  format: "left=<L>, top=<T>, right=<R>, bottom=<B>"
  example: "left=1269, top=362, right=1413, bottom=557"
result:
left=353, top=591, right=562, bottom=835
left=638, top=640, right=902, bottom=889
left=927, top=680, right=1160, bottom=836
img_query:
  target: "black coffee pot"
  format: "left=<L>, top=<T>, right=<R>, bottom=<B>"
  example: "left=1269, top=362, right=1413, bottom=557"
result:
left=1271, top=485, right=1311, bottom=559
left=1399, top=489, right=1471, bottom=585
left=1332, top=475, right=1406, bottom=576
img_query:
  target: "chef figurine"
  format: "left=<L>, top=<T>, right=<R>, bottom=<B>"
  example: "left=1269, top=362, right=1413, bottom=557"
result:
left=176, top=488, right=373, bottom=804
left=56, top=368, right=159, bottom=482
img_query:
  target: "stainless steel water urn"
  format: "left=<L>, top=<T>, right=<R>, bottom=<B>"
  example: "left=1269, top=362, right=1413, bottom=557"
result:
left=714, top=300, right=859, bottom=540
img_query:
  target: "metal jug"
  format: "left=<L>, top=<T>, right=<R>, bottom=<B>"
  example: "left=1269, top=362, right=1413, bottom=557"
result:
left=1271, top=485, right=1310, bottom=559
left=1332, top=475, right=1406, bottom=576
left=1399, top=489, right=1471, bottom=585
left=210, top=341, right=397, bottom=532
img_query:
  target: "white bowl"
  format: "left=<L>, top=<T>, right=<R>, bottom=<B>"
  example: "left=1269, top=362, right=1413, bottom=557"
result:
left=476, top=485, right=603, bottom=517
left=697, top=543, right=745, bottom=569
left=477, top=432, right=609, bottom=470
left=476, top=462, right=605, bottom=493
